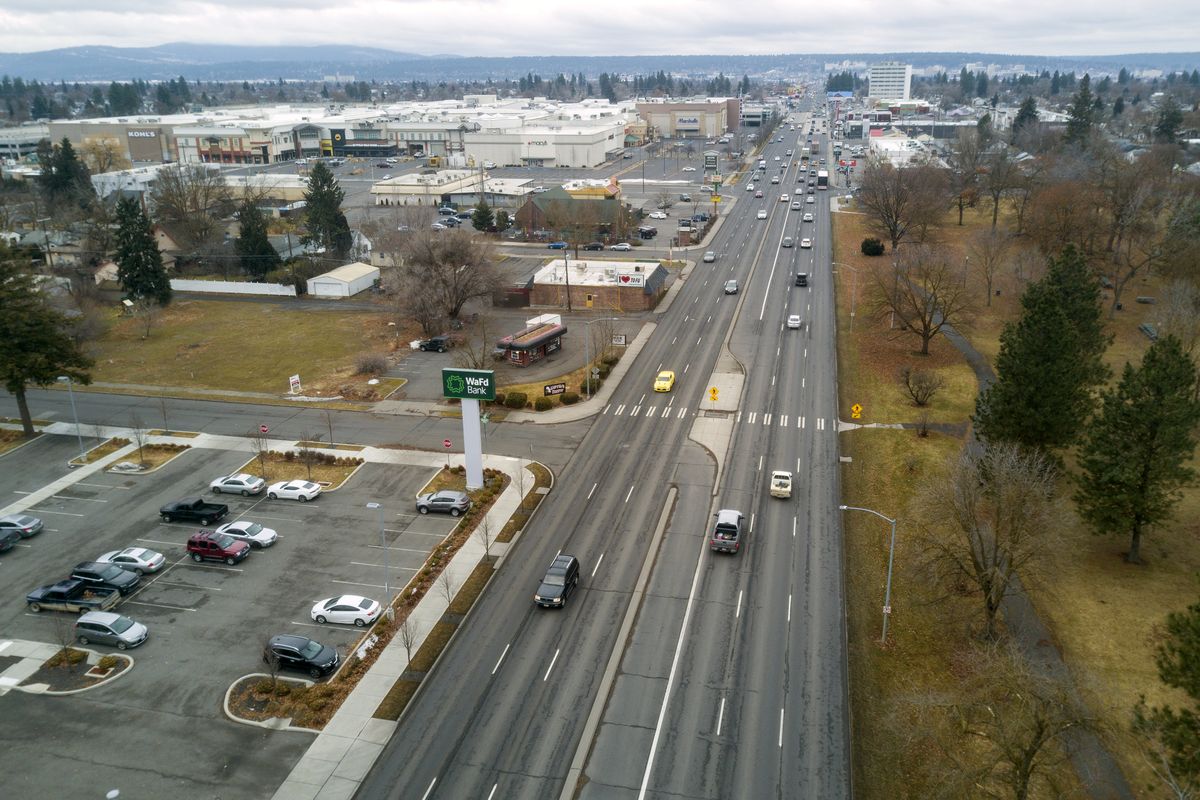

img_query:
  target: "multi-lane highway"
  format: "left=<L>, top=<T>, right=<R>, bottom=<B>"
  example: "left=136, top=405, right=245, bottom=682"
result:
left=357, top=105, right=850, bottom=799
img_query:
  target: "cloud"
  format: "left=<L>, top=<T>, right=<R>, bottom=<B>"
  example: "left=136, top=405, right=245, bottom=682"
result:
left=0, top=0, right=1195, bottom=56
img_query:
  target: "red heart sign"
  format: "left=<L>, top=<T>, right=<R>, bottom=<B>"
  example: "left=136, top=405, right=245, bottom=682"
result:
left=619, top=275, right=631, bottom=284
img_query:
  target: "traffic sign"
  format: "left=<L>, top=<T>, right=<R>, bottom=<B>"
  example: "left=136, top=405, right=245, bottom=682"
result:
left=850, top=403, right=863, bottom=420
left=709, top=387, right=720, bottom=402
left=443, top=439, right=452, bottom=449
left=259, top=425, right=269, bottom=433
left=883, top=605, right=892, bottom=615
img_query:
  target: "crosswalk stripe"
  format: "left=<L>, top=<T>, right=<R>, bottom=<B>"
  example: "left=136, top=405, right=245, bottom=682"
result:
left=817, top=417, right=825, bottom=430
left=678, top=408, right=687, bottom=419
left=615, top=404, right=626, bottom=416
left=780, top=414, right=788, bottom=427
left=603, top=404, right=611, bottom=414
left=631, top=406, right=641, bottom=417
left=748, top=412, right=757, bottom=424
left=764, top=413, right=772, bottom=426
left=646, top=406, right=657, bottom=418
left=800, top=416, right=806, bottom=429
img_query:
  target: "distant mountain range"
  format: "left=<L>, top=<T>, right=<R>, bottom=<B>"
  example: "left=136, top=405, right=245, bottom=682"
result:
left=0, top=42, right=1195, bottom=83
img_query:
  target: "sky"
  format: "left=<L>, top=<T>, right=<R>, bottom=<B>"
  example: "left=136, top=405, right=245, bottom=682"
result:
left=0, top=0, right=1196, bottom=57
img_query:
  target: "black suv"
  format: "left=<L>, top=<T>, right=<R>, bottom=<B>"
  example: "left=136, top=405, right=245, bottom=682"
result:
left=583, top=242, right=605, bottom=251
left=795, top=272, right=809, bottom=287
left=534, top=554, right=581, bottom=608
left=71, top=561, right=141, bottom=596
left=263, top=634, right=340, bottom=679
left=418, top=335, right=451, bottom=353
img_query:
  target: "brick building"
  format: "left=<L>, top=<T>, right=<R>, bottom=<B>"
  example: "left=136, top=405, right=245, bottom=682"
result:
left=530, top=258, right=668, bottom=312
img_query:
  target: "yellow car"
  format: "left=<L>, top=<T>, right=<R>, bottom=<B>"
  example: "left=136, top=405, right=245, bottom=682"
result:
left=653, top=371, right=676, bottom=392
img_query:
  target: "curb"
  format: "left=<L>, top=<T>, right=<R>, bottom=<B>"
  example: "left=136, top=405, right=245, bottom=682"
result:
left=222, top=673, right=319, bottom=732
left=17, top=649, right=135, bottom=696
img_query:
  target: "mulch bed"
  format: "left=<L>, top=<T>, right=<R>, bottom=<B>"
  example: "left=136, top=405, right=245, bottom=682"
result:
left=22, top=654, right=130, bottom=692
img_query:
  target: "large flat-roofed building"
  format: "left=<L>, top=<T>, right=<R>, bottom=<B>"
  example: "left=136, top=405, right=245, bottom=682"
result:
left=636, top=98, right=738, bottom=138
left=0, top=124, right=49, bottom=161
left=868, top=62, right=913, bottom=101
left=531, top=258, right=668, bottom=312
left=370, top=169, right=481, bottom=207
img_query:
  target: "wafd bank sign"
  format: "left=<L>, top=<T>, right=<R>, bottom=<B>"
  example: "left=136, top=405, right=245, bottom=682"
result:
left=442, top=368, right=496, bottom=401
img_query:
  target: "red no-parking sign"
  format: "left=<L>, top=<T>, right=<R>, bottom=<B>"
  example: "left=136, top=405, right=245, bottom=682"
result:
left=260, top=425, right=269, bottom=433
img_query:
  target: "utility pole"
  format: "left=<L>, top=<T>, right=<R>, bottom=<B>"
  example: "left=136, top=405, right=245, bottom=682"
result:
left=36, top=217, right=54, bottom=270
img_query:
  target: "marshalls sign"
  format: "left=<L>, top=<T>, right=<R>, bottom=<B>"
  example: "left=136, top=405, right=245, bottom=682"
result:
left=442, top=368, right=496, bottom=402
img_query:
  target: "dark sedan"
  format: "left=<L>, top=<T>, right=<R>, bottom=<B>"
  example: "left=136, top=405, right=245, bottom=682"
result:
left=264, top=634, right=340, bottom=679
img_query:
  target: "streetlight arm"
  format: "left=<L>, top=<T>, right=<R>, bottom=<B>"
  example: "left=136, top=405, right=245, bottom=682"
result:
left=838, top=504, right=896, bottom=525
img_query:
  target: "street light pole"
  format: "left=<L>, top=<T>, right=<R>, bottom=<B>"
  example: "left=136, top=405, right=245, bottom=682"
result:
left=832, top=262, right=860, bottom=332
left=56, top=376, right=85, bottom=464
left=838, top=504, right=898, bottom=644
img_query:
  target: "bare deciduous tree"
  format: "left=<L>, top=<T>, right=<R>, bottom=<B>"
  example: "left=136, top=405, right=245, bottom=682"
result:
left=1159, top=279, right=1200, bottom=357
left=474, top=514, right=495, bottom=561
left=899, top=365, right=945, bottom=407
left=262, top=633, right=282, bottom=690
left=148, top=164, right=236, bottom=272
left=453, top=315, right=498, bottom=370
left=916, top=443, right=1058, bottom=640
left=857, top=159, right=947, bottom=251
left=871, top=245, right=976, bottom=356
left=128, top=412, right=148, bottom=467
left=968, top=228, right=1012, bottom=306
left=396, top=612, right=422, bottom=666
left=131, top=296, right=161, bottom=339
left=653, top=190, right=675, bottom=211
left=437, top=570, right=458, bottom=607
left=946, top=128, right=984, bottom=226
left=383, top=267, right=444, bottom=336
left=400, top=228, right=502, bottom=320
left=982, top=147, right=1020, bottom=230
left=249, top=428, right=271, bottom=481
left=78, top=137, right=131, bottom=174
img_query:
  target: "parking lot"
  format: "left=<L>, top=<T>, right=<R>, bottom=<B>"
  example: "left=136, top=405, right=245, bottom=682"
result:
left=0, top=436, right=458, bottom=799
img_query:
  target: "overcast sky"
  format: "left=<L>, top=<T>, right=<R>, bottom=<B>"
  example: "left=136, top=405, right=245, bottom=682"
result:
left=0, top=0, right=1195, bottom=56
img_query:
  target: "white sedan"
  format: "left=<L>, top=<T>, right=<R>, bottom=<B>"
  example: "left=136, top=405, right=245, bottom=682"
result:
left=210, top=472, right=265, bottom=496
left=800, top=238, right=813, bottom=248
left=97, top=547, right=166, bottom=575
left=648, top=211, right=668, bottom=219
left=787, top=314, right=802, bottom=329
left=267, top=480, right=322, bottom=502
left=214, top=520, right=279, bottom=548
left=756, top=209, right=768, bottom=219
left=311, top=595, right=382, bottom=627
left=681, top=166, right=697, bottom=172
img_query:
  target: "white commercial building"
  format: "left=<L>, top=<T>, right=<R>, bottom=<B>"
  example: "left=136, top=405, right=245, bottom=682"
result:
left=306, top=262, right=380, bottom=298
left=867, top=62, right=913, bottom=101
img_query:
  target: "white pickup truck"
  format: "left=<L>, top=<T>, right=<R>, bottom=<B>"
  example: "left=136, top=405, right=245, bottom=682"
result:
left=770, top=470, right=793, bottom=498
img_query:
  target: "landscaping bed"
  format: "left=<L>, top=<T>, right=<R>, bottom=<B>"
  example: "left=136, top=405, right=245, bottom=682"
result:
left=21, top=648, right=131, bottom=692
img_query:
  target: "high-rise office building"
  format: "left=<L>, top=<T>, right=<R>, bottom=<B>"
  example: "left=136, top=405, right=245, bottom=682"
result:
left=867, top=62, right=912, bottom=100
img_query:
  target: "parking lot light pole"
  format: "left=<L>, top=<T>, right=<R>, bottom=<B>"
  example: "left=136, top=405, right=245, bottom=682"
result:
left=583, top=317, right=620, bottom=400
left=838, top=504, right=897, bottom=644
left=366, top=502, right=392, bottom=618
left=56, top=376, right=85, bottom=464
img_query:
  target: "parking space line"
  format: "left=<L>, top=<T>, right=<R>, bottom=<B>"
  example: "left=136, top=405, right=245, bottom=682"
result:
left=27, top=508, right=84, bottom=517
left=50, top=494, right=109, bottom=503
left=331, top=578, right=411, bottom=590
left=178, top=563, right=245, bottom=573
left=400, top=531, right=449, bottom=539
left=136, top=537, right=184, bottom=548
left=75, top=482, right=131, bottom=490
left=124, top=600, right=196, bottom=612
left=367, top=544, right=432, bottom=554
left=151, top=579, right=222, bottom=591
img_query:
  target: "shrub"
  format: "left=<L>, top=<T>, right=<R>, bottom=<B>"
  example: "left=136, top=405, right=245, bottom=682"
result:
left=274, top=682, right=292, bottom=697
left=598, top=364, right=612, bottom=378
left=560, top=391, right=580, bottom=405
left=494, top=393, right=506, bottom=405
left=254, top=679, right=274, bottom=693
left=861, top=237, right=885, bottom=256
left=534, top=397, right=553, bottom=412
left=97, top=655, right=120, bottom=671
left=505, top=392, right=527, bottom=409
left=355, top=352, right=389, bottom=375
left=602, top=354, right=620, bottom=366
left=580, top=377, right=602, bottom=394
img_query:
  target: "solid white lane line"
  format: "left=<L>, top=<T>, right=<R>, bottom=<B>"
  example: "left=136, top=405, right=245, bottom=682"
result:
left=771, top=375, right=776, bottom=387
left=750, top=513, right=755, bottom=532
left=587, top=482, right=597, bottom=500
left=683, top=363, right=689, bottom=374
left=591, top=553, right=605, bottom=577
left=793, top=516, right=798, bottom=538
left=544, top=648, right=560, bottom=681
left=421, top=778, right=437, bottom=800
left=492, top=644, right=510, bottom=675
left=779, top=708, right=785, bottom=748
left=625, top=484, right=635, bottom=503
left=787, top=593, right=792, bottom=623
left=735, top=590, right=743, bottom=619
left=716, top=696, right=726, bottom=737
left=487, top=784, right=498, bottom=800
left=757, top=455, right=763, bottom=471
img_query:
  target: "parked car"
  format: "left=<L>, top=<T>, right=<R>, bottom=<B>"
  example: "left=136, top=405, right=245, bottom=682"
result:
left=648, top=211, right=668, bottom=219
left=0, top=514, right=43, bottom=539
left=267, top=481, right=322, bottom=502
left=610, top=242, right=633, bottom=251
left=97, top=547, right=165, bottom=575
left=431, top=222, right=448, bottom=231
left=263, top=634, right=340, bottom=679
left=418, top=335, right=452, bottom=353
left=160, top=497, right=228, bottom=525
left=583, top=242, right=605, bottom=251
left=311, top=595, right=382, bottom=627
left=186, top=531, right=251, bottom=565
left=547, top=241, right=568, bottom=249
left=214, top=520, right=278, bottom=549
left=71, top=561, right=141, bottom=596
left=416, top=490, right=471, bottom=517
left=209, top=472, right=265, bottom=496
left=534, top=554, right=581, bottom=608
left=0, top=529, right=22, bottom=553
left=75, top=611, right=148, bottom=650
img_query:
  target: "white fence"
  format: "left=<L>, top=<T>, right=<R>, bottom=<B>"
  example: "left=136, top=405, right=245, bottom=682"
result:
left=170, top=279, right=296, bottom=297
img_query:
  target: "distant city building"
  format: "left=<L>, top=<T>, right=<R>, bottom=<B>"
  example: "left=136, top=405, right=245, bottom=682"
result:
left=867, top=62, right=912, bottom=101
left=635, top=97, right=738, bottom=138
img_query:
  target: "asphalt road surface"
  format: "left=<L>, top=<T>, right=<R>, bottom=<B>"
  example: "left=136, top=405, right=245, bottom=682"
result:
left=354, top=104, right=850, bottom=800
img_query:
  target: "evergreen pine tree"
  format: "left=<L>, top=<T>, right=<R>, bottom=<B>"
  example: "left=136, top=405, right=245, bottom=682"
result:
left=235, top=200, right=280, bottom=280
left=1075, top=336, right=1200, bottom=563
left=471, top=199, right=494, bottom=232
left=1154, top=95, right=1184, bottom=143
left=1134, top=595, right=1200, bottom=788
left=301, top=161, right=351, bottom=260
left=1012, top=96, right=1039, bottom=139
left=1064, top=74, right=1096, bottom=145
left=973, top=247, right=1109, bottom=450
left=114, top=197, right=171, bottom=305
